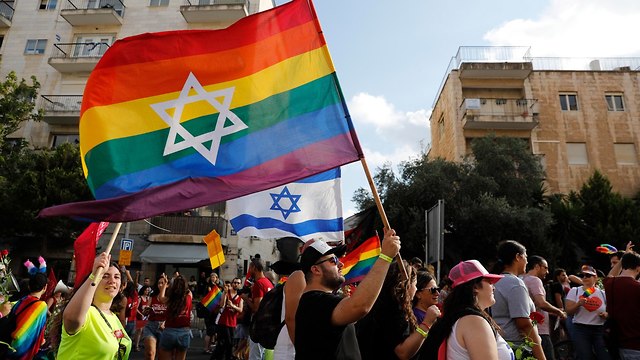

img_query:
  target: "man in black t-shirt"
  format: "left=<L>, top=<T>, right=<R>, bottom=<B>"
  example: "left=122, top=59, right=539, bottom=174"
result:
left=294, top=229, right=401, bottom=360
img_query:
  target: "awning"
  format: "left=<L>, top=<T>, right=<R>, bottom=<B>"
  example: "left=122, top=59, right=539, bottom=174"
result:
left=139, top=244, right=209, bottom=263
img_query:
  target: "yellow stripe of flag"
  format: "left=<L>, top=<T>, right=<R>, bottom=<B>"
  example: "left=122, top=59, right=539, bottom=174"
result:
left=203, top=230, right=225, bottom=270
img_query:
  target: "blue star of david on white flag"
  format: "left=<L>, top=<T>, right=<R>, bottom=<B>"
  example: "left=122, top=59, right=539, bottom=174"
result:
left=227, top=168, right=344, bottom=242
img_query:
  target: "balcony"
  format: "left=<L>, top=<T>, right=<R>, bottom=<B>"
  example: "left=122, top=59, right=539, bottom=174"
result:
left=61, top=0, right=125, bottom=26
left=40, top=95, right=82, bottom=125
left=48, top=42, right=110, bottom=73
left=180, top=0, right=248, bottom=24
left=460, top=98, right=539, bottom=131
left=0, top=1, right=14, bottom=27
left=147, top=215, right=228, bottom=243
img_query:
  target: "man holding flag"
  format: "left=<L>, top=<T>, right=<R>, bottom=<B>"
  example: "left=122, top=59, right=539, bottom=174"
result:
left=294, top=228, right=401, bottom=360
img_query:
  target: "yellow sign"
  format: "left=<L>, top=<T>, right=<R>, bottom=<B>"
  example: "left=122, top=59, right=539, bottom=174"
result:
left=119, top=250, right=132, bottom=266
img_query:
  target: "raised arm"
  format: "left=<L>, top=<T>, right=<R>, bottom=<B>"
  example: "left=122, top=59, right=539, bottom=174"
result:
left=283, top=270, right=306, bottom=344
left=331, top=228, right=400, bottom=326
left=63, top=252, right=109, bottom=334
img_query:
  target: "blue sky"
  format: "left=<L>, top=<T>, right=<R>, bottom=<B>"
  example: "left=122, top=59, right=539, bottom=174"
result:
left=277, top=0, right=640, bottom=216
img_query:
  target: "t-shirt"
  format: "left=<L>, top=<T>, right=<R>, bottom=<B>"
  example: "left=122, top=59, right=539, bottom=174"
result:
left=125, top=292, right=139, bottom=322
left=58, top=306, right=132, bottom=360
left=164, top=293, right=192, bottom=328
left=413, top=307, right=426, bottom=324
left=604, top=276, right=640, bottom=350
left=295, top=290, right=361, bottom=360
left=491, top=273, right=536, bottom=343
left=7, top=295, right=48, bottom=360
left=521, top=274, right=550, bottom=335
left=356, top=292, right=410, bottom=360
left=252, top=277, right=274, bottom=300
left=550, top=282, right=570, bottom=307
left=565, top=286, right=606, bottom=326
left=147, top=295, right=167, bottom=322
left=218, top=293, right=242, bottom=328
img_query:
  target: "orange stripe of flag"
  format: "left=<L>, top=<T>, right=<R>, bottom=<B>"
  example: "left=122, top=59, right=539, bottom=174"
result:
left=83, top=21, right=322, bottom=110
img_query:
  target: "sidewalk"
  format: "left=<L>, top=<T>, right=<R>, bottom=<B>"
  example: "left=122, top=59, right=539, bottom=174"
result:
left=129, top=326, right=212, bottom=360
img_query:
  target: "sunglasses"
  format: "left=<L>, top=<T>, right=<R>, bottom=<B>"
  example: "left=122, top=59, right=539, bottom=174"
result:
left=578, top=273, right=595, bottom=278
left=314, top=255, right=339, bottom=266
left=424, top=287, right=441, bottom=294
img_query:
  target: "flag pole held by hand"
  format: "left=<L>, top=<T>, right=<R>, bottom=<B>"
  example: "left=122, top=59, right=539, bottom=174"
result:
left=359, top=158, right=408, bottom=280
left=91, top=222, right=122, bottom=286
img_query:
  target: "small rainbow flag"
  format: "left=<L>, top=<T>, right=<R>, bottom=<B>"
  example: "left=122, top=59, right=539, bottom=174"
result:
left=10, top=298, right=48, bottom=359
left=583, top=287, right=596, bottom=297
left=201, top=287, right=223, bottom=313
left=341, top=235, right=381, bottom=285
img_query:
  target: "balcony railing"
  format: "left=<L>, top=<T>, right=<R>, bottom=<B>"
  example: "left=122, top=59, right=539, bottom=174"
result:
left=0, top=0, right=14, bottom=26
left=148, top=215, right=227, bottom=236
left=51, top=42, right=110, bottom=59
left=41, top=95, right=83, bottom=113
left=63, top=0, right=125, bottom=15
left=460, top=98, right=539, bottom=131
left=180, top=0, right=248, bottom=23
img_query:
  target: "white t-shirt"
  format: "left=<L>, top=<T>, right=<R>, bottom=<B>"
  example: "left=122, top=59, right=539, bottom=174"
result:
left=273, top=290, right=294, bottom=359
left=566, top=286, right=606, bottom=325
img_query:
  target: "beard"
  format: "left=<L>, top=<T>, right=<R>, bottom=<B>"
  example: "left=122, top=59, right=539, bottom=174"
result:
left=320, top=270, right=345, bottom=290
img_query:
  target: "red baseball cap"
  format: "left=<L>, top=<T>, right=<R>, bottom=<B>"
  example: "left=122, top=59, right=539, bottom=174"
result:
left=449, top=260, right=504, bottom=288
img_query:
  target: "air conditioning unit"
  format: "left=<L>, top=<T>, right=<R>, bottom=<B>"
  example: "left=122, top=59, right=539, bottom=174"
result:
left=464, top=98, right=481, bottom=110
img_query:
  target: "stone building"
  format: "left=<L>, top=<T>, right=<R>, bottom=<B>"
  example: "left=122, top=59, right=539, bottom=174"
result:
left=429, top=46, right=640, bottom=197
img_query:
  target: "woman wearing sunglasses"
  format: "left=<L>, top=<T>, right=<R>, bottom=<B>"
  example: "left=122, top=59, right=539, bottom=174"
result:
left=56, top=252, right=132, bottom=360
left=565, top=265, right=610, bottom=360
left=356, top=260, right=440, bottom=359
left=412, top=271, right=441, bottom=325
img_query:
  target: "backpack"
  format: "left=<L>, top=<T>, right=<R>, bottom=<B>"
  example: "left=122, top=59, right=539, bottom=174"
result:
left=249, top=283, right=285, bottom=349
left=0, top=299, right=39, bottom=357
left=195, top=302, right=209, bottom=319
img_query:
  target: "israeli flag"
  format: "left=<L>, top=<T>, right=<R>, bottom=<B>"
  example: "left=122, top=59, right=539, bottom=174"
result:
left=227, top=168, right=343, bottom=242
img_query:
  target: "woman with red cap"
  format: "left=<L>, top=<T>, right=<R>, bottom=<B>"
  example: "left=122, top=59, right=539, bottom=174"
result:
left=420, top=260, right=512, bottom=359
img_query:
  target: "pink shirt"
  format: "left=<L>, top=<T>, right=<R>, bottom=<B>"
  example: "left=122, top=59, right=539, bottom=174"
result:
left=522, top=274, right=549, bottom=335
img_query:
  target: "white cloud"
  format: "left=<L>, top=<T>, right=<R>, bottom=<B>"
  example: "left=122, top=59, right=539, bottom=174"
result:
left=484, top=0, right=640, bottom=57
left=348, top=92, right=431, bottom=166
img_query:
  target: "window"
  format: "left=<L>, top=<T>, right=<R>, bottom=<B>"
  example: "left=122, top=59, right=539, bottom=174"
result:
left=24, top=39, right=47, bottom=54
left=559, top=93, right=578, bottom=111
left=149, top=0, right=169, bottom=5
left=39, top=0, right=57, bottom=10
left=605, top=93, right=625, bottom=111
left=567, top=143, right=588, bottom=165
left=614, top=143, right=637, bottom=165
left=52, top=134, right=79, bottom=148
left=438, top=115, right=444, bottom=137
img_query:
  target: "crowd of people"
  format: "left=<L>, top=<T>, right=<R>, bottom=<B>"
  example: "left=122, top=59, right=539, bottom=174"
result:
left=2, top=231, right=640, bottom=360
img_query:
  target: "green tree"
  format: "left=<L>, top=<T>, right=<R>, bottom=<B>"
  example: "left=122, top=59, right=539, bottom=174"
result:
left=0, top=71, right=42, bottom=154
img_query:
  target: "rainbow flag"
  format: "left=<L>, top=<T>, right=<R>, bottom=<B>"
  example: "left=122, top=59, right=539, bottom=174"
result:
left=583, top=287, right=596, bottom=297
left=341, top=235, right=381, bottom=285
left=10, top=298, right=48, bottom=359
left=201, top=287, right=223, bottom=313
left=40, top=0, right=362, bottom=222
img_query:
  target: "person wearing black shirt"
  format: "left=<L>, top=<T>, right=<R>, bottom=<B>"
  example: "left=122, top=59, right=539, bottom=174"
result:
left=294, top=229, right=401, bottom=360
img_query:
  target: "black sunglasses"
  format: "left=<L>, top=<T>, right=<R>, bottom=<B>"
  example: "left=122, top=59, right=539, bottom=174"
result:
left=423, top=287, right=441, bottom=294
left=578, top=273, right=595, bottom=278
left=314, top=255, right=339, bottom=266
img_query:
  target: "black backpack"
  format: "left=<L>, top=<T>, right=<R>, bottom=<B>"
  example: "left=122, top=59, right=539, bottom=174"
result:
left=0, top=299, right=39, bottom=357
left=249, top=283, right=285, bottom=349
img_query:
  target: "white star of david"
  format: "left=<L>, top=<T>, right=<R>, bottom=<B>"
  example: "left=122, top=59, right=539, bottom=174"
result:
left=150, top=72, right=248, bottom=165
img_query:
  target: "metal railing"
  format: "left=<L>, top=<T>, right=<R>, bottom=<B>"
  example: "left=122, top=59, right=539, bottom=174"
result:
left=50, top=42, right=110, bottom=59
left=64, top=0, right=125, bottom=16
left=184, top=0, right=246, bottom=5
left=459, top=98, right=538, bottom=121
left=0, top=0, right=14, bottom=21
left=40, top=95, right=83, bottom=113
left=148, top=215, right=228, bottom=236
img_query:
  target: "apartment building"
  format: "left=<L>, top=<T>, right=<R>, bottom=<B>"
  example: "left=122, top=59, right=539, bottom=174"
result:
left=428, top=46, right=640, bottom=197
left=0, top=0, right=279, bottom=283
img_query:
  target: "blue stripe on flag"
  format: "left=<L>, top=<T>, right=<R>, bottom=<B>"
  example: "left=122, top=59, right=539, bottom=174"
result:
left=230, top=215, right=343, bottom=236
left=295, top=168, right=340, bottom=183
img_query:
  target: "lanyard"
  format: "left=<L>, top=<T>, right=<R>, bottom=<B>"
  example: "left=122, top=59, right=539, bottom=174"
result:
left=91, top=305, right=126, bottom=360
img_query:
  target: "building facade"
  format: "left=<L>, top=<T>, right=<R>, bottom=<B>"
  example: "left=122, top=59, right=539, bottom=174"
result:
left=0, top=0, right=281, bottom=284
left=429, top=46, right=640, bottom=197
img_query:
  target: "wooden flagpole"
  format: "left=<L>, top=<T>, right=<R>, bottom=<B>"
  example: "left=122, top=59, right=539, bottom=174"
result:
left=90, top=222, right=122, bottom=286
left=360, top=158, right=408, bottom=280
